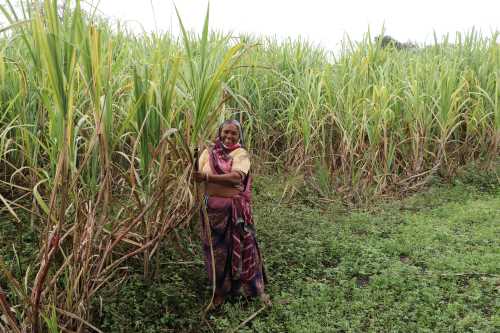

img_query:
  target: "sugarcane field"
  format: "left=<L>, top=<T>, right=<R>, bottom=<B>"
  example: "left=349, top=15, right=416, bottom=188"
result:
left=0, top=0, right=498, bottom=332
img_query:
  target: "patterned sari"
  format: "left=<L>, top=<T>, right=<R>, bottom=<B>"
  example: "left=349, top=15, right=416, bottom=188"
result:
left=201, top=139, right=266, bottom=299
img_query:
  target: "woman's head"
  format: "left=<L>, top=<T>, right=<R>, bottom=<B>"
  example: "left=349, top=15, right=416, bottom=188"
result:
left=218, top=120, right=244, bottom=147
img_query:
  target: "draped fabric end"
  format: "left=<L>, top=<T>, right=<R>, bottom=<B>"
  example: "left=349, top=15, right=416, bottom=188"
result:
left=200, top=137, right=266, bottom=298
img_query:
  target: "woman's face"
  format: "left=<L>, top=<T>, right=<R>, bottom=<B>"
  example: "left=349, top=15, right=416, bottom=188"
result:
left=220, top=123, right=240, bottom=146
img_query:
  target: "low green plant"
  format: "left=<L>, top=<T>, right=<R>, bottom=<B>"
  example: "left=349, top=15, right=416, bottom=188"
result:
left=91, top=173, right=499, bottom=332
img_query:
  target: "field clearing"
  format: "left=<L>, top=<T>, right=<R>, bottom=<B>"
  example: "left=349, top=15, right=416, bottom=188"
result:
left=68, top=171, right=498, bottom=332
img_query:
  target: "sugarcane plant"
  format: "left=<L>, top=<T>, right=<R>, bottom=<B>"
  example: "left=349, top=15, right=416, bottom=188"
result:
left=0, top=0, right=498, bottom=331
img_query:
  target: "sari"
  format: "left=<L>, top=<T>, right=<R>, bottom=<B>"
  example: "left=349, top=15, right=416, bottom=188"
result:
left=200, top=139, right=266, bottom=299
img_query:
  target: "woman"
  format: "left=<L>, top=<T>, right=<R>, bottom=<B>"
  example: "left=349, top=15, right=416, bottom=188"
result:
left=194, top=120, right=270, bottom=308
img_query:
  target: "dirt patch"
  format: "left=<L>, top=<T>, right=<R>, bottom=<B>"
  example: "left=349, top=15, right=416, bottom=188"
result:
left=356, top=275, right=370, bottom=288
left=399, top=255, right=410, bottom=264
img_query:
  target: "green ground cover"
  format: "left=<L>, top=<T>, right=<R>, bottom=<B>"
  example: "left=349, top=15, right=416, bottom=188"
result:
left=90, top=171, right=499, bottom=332
left=1, top=170, right=499, bottom=332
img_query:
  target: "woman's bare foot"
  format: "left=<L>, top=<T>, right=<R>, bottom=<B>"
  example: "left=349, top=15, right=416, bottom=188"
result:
left=213, top=295, right=224, bottom=307
left=206, top=294, right=224, bottom=311
left=259, top=293, right=272, bottom=307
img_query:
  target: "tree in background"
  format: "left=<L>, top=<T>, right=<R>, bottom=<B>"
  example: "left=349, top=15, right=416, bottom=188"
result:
left=375, top=35, right=417, bottom=49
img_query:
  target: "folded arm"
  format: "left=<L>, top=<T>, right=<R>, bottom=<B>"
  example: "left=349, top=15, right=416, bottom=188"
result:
left=193, top=171, right=242, bottom=186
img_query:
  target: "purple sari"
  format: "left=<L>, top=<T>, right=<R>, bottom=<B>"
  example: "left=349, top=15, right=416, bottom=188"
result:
left=201, top=139, right=266, bottom=298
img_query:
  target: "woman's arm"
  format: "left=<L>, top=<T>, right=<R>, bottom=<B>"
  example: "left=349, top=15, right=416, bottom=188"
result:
left=193, top=148, right=248, bottom=186
left=193, top=171, right=242, bottom=186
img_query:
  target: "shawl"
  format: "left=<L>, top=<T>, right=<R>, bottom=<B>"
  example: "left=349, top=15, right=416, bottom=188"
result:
left=208, top=138, right=256, bottom=282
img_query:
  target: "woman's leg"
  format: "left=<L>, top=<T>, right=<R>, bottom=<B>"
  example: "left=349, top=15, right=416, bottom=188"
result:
left=202, top=197, right=234, bottom=306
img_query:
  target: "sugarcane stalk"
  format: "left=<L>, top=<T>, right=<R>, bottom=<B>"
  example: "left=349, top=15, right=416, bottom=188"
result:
left=193, top=146, right=217, bottom=313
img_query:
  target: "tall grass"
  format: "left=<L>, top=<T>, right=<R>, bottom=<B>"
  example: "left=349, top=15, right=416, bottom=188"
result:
left=0, top=0, right=497, bottom=331
left=0, top=1, right=245, bottom=331
left=228, top=32, right=498, bottom=197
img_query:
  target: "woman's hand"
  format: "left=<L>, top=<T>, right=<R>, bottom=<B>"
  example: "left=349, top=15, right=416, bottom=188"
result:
left=193, top=171, right=207, bottom=183
left=193, top=171, right=242, bottom=185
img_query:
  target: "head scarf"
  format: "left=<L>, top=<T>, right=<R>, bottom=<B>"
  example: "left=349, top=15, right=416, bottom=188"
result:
left=217, top=119, right=245, bottom=148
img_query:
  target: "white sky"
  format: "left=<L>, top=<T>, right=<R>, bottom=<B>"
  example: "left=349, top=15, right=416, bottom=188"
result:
left=90, top=0, right=500, bottom=50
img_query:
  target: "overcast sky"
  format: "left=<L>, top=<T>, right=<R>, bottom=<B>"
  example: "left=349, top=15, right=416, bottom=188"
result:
left=90, top=0, right=499, bottom=50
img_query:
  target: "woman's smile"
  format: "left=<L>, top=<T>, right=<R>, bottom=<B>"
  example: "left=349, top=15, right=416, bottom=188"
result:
left=221, top=124, right=240, bottom=146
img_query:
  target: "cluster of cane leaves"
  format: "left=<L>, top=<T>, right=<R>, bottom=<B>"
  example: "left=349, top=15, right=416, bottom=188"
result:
left=0, top=0, right=244, bottom=331
left=226, top=31, right=499, bottom=199
left=0, top=0, right=498, bottom=331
